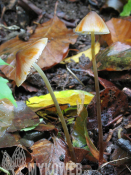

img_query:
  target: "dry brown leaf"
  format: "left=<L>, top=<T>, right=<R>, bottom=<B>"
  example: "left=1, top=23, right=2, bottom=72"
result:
left=22, top=82, right=39, bottom=92
left=87, top=87, right=128, bottom=129
left=0, top=100, right=40, bottom=133
left=101, top=17, right=131, bottom=46
left=0, top=15, right=77, bottom=81
left=34, top=123, right=55, bottom=132
left=30, top=137, right=69, bottom=174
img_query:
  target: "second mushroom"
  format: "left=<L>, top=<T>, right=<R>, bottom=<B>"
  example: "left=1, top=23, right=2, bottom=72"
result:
left=75, top=11, right=110, bottom=164
left=15, top=38, right=76, bottom=162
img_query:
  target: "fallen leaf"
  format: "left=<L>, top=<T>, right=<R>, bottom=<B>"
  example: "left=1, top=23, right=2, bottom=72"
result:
left=72, top=106, right=89, bottom=149
left=0, top=100, right=40, bottom=133
left=98, top=77, right=115, bottom=88
left=0, top=15, right=78, bottom=81
left=8, top=101, right=40, bottom=132
left=72, top=93, right=99, bottom=161
left=87, top=87, right=128, bottom=129
left=96, top=42, right=131, bottom=71
left=0, top=133, right=20, bottom=149
left=26, top=90, right=94, bottom=110
left=81, top=68, right=115, bottom=88
left=37, top=104, right=69, bottom=113
left=20, top=118, right=43, bottom=132
left=61, top=42, right=100, bottom=63
left=72, top=105, right=106, bottom=162
left=30, top=137, right=68, bottom=174
left=34, top=123, right=55, bottom=132
left=0, top=99, right=14, bottom=137
left=101, top=18, right=131, bottom=45
left=22, top=82, right=39, bottom=92
left=73, top=147, right=97, bottom=163
left=30, top=137, right=89, bottom=174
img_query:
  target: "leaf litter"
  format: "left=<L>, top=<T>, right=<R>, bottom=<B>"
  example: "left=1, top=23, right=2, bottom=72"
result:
left=0, top=0, right=131, bottom=175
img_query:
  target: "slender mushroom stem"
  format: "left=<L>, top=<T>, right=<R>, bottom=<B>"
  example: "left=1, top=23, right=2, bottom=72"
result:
left=91, top=32, right=103, bottom=165
left=33, top=62, right=76, bottom=162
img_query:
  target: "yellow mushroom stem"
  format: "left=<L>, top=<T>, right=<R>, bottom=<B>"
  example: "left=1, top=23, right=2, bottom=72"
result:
left=91, top=32, right=103, bottom=164
left=33, top=62, right=76, bottom=162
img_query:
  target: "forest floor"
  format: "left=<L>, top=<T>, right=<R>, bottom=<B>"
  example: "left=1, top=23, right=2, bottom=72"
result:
left=0, top=0, right=131, bottom=175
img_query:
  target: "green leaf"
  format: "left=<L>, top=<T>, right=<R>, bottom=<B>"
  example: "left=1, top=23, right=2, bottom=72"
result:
left=0, top=58, right=13, bottom=67
left=0, top=167, right=10, bottom=175
left=120, top=0, right=131, bottom=16
left=72, top=106, right=90, bottom=151
left=67, top=118, right=74, bottom=125
left=0, top=77, right=17, bottom=107
left=20, top=118, right=43, bottom=131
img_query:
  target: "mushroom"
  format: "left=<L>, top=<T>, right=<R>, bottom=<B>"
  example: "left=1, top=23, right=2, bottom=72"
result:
left=15, top=38, right=76, bottom=162
left=75, top=11, right=110, bottom=164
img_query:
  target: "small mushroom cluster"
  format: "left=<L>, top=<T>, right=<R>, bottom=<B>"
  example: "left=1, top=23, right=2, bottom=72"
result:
left=15, top=11, right=110, bottom=164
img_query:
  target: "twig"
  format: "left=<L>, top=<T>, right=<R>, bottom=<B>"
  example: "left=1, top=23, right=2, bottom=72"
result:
left=66, top=65, right=85, bottom=87
left=0, top=24, right=20, bottom=30
left=126, top=165, right=131, bottom=173
left=98, top=157, right=131, bottom=170
left=17, top=0, right=42, bottom=16
left=105, top=114, right=123, bottom=127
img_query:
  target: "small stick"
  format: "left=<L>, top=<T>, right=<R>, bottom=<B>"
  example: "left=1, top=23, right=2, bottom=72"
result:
left=66, top=65, right=85, bottom=87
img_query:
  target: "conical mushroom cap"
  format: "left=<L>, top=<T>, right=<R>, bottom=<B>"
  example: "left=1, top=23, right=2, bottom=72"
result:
left=15, top=38, right=48, bottom=87
left=75, top=11, right=109, bottom=35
